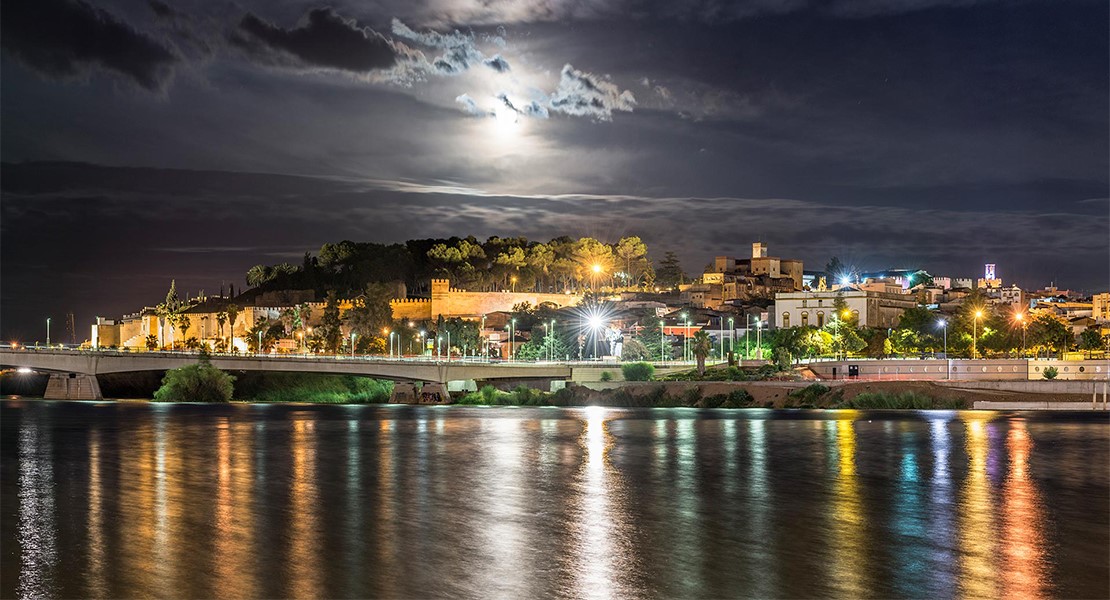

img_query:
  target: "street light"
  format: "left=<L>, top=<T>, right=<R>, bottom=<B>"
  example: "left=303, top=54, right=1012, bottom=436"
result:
left=937, top=319, right=948, bottom=379
left=46, top=317, right=50, bottom=347
left=1015, top=312, right=1027, bottom=357
left=350, top=332, right=356, bottom=358
left=755, top=319, right=763, bottom=360
left=511, top=275, right=517, bottom=293
left=510, top=318, right=516, bottom=361
left=420, top=330, right=426, bottom=359
left=660, top=320, right=666, bottom=362
left=973, top=310, right=983, bottom=359
left=727, top=317, right=734, bottom=359
left=390, top=331, right=396, bottom=359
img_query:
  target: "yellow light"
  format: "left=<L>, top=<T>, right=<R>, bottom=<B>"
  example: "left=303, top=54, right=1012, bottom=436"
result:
left=842, top=310, right=851, bottom=319
left=975, top=311, right=983, bottom=319
left=1015, top=313, right=1023, bottom=322
left=382, top=328, right=390, bottom=335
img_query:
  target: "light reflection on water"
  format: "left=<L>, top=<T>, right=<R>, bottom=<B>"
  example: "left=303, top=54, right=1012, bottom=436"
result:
left=1, top=401, right=1108, bottom=599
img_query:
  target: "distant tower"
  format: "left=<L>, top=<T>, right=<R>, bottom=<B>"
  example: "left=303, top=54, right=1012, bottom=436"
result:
left=985, top=263, right=996, bottom=280
left=752, top=242, right=768, bottom=259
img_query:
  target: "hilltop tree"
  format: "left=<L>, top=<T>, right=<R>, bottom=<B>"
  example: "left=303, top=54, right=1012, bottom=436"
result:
left=655, top=251, right=685, bottom=289
left=825, top=257, right=846, bottom=284
left=615, top=236, right=649, bottom=288
left=346, top=282, right=394, bottom=342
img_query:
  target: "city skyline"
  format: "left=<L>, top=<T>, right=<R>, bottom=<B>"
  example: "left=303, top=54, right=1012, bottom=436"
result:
left=2, top=0, right=1108, bottom=339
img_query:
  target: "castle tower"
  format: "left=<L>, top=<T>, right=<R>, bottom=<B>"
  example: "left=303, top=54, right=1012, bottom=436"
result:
left=752, top=242, right=767, bottom=259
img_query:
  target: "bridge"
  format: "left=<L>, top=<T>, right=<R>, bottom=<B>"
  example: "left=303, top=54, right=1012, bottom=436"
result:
left=0, top=349, right=580, bottom=402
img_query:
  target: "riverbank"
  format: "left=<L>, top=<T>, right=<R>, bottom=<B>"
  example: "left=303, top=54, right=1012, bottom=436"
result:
left=458, top=379, right=1108, bottom=409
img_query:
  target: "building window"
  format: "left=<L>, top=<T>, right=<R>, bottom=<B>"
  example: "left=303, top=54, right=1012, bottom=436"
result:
left=782, top=312, right=790, bottom=328
left=817, top=311, right=825, bottom=328
left=801, top=311, right=809, bottom=327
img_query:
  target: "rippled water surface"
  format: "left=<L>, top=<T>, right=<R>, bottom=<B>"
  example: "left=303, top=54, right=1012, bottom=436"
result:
left=2, top=400, right=1108, bottom=599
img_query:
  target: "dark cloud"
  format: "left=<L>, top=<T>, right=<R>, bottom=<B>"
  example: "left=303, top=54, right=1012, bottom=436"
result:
left=484, top=54, right=511, bottom=72
left=232, top=7, right=396, bottom=73
left=549, top=64, right=636, bottom=120
left=0, top=0, right=178, bottom=91
left=147, top=0, right=176, bottom=18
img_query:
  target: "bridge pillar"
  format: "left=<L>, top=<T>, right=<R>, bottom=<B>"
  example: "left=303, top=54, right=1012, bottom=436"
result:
left=417, top=383, right=450, bottom=404
left=43, top=373, right=103, bottom=400
left=390, top=382, right=418, bottom=404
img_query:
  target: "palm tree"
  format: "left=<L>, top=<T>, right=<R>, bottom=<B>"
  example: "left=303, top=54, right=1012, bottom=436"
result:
left=226, top=304, right=240, bottom=353
left=215, top=311, right=227, bottom=351
left=692, top=330, right=713, bottom=376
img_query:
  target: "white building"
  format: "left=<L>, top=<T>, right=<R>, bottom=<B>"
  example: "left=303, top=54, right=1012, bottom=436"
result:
left=773, top=290, right=918, bottom=329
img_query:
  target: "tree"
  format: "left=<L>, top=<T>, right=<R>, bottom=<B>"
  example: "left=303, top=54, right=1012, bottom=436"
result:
left=825, top=257, right=846, bottom=284
left=655, top=251, right=685, bottom=289
left=1028, top=312, right=1071, bottom=357
left=215, top=311, right=228, bottom=350
left=346, top=282, right=394, bottom=340
left=692, top=330, right=713, bottom=376
left=527, top=243, right=555, bottom=291
left=615, top=236, right=649, bottom=288
left=320, top=291, right=344, bottom=354
left=1079, top=328, right=1106, bottom=358
left=153, top=355, right=235, bottom=403
left=145, top=334, right=159, bottom=351
left=225, top=304, right=240, bottom=353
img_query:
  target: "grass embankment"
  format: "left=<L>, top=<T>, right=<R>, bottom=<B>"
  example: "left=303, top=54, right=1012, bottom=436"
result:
left=659, top=364, right=797, bottom=382
left=231, top=372, right=393, bottom=404
left=785, top=383, right=966, bottom=409
left=457, top=384, right=770, bottom=409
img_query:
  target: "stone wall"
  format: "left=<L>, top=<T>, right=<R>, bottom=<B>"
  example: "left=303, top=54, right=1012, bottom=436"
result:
left=390, top=279, right=581, bottom=321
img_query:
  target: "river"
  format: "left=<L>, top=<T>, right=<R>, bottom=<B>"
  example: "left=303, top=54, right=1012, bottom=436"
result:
left=1, top=399, right=1107, bottom=598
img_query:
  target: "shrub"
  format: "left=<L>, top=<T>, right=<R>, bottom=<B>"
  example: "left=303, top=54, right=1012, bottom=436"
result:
left=839, top=391, right=965, bottom=410
left=599, top=371, right=613, bottom=382
left=789, top=383, right=830, bottom=404
left=480, top=384, right=502, bottom=403
left=621, top=362, right=655, bottom=381
left=154, top=360, right=235, bottom=402
left=721, top=389, right=755, bottom=408
left=772, top=347, right=793, bottom=371
left=1042, top=366, right=1058, bottom=380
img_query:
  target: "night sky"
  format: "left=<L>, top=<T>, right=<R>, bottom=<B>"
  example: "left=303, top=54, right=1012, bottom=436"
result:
left=2, top=0, right=1107, bottom=342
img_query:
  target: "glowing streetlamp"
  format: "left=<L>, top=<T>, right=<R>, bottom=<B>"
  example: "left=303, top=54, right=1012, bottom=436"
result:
left=1015, top=312, right=1027, bottom=356
left=509, top=318, right=516, bottom=361
left=350, top=332, right=356, bottom=358
left=727, top=317, right=734, bottom=358
left=973, top=310, right=983, bottom=359
left=591, top=263, right=603, bottom=290
left=420, top=330, right=426, bottom=358
left=937, top=319, right=948, bottom=378
left=587, top=314, right=603, bottom=359
left=511, top=275, right=517, bottom=293
left=46, top=317, right=50, bottom=348
left=755, top=319, right=763, bottom=360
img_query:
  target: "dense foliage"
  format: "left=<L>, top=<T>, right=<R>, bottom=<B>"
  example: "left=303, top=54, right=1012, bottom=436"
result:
left=244, top=235, right=666, bottom=297
left=153, top=357, right=235, bottom=402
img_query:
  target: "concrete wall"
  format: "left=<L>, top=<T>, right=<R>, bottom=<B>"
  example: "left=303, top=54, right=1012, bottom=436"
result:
left=808, top=359, right=1110, bottom=381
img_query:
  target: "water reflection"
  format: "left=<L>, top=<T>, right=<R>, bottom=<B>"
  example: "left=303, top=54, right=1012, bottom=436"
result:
left=829, top=415, right=865, bottom=597
left=288, top=415, right=320, bottom=599
left=1, top=402, right=1107, bottom=600
left=1002, top=420, right=1047, bottom=598
left=18, top=414, right=56, bottom=598
left=959, top=416, right=998, bottom=597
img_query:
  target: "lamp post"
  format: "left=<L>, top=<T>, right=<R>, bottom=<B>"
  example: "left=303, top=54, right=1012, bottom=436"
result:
left=446, top=330, right=451, bottom=362
left=938, top=319, right=948, bottom=379
left=973, top=310, right=983, bottom=359
left=681, top=313, right=690, bottom=362
left=728, top=317, right=734, bottom=359
left=756, top=319, right=763, bottom=360
left=550, top=319, right=556, bottom=362
left=389, top=331, right=396, bottom=358
left=510, top=318, right=515, bottom=361
left=350, top=332, right=356, bottom=358
left=511, top=275, right=517, bottom=293
left=257, top=331, right=263, bottom=355
left=660, top=320, right=666, bottom=362
left=46, top=317, right=51, bottom=347
left=745, top=314, right=751, bottom=360
left=1015, top=312, right=1027, bottom=357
